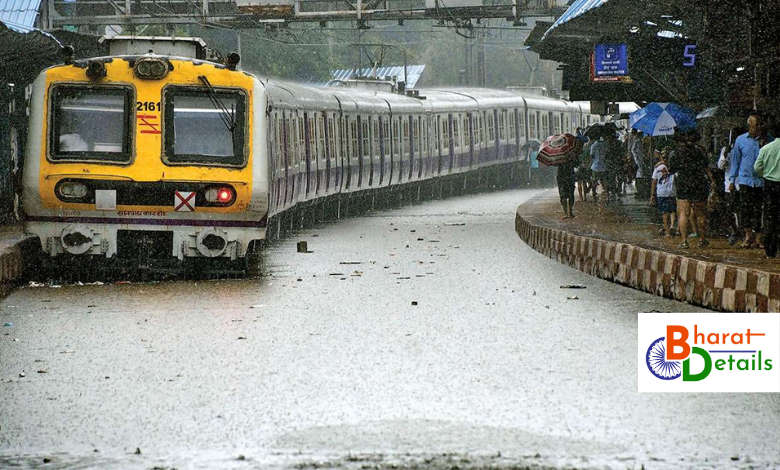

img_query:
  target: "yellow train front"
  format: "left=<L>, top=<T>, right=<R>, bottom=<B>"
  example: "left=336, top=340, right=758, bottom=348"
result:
left=21, top=47, right=269, bottom=272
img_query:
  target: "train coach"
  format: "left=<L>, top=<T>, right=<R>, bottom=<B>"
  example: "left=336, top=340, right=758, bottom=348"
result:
left=21, top=36, right=604, bottom=274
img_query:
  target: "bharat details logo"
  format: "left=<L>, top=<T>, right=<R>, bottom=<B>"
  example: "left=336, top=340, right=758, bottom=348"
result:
left=645, top=326, right=773, bottom=382
left=638, top=313, right=780, bottom=393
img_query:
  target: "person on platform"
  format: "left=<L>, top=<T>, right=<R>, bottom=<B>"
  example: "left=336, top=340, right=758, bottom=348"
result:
left=754, top=136, right=780, bottom=258
left=589, top=136, right=608, bottom=202
left=557, top=151, right=579, bottom=219
left=717, top=128, right=743, bottom=245
left=605, top=133, right=623, bottom=201
left=576, top=140, right=592, bottom=201
left=650, top=150, right=676, bottom=238
left=729, top=112, right=772, bottom=248
left=668, top=127, right=711, bottom=249
left=631, top=129, right=651, bottom=199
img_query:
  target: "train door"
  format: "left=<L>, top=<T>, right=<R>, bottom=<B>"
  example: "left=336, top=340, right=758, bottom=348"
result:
left=287, top=112, right=297, bottom=206
left=467, top=112, right=474, bottom=169
left=272, top=111, right=282, bottom=211
left=316, top=113, right=325, bottom=194
left=432, top=115, right=440, bottom=175
left=302, top=112, right=311, bottom=197
left=344, top=114, right=352, bottom=190
left=507, top=108, right=520, bottom=160
left=348, top=115, right=359, bottom=190
left=382, top=115, right=391, bottom=186
left=371, top=115, right=379, bottom=186
left=393, top=115, right=401, bottom=183
left=493, top=109, right=500, bottom=161
left=451, top=114, right=460, bottom=169
left=280, top=111, right=290, bottom=208
left=295, top=114, right=305, bottom=203
left=444, top=114, right=453, bottom=172
left=324, top=112, right=332, bottom=193
left=413, top=115, right=422, bottom=180
left=378, top=115, right=385, bottom=186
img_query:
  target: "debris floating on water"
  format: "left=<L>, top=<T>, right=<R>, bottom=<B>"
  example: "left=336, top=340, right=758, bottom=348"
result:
left=560, top=284, right=587, bottom=289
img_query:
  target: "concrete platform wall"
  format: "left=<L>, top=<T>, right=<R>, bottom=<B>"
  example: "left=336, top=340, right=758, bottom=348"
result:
left=516, top=212, right=779, bottom=312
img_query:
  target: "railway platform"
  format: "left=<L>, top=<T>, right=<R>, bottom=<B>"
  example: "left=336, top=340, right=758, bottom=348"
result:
left=515, top=189, right=779, bottom=312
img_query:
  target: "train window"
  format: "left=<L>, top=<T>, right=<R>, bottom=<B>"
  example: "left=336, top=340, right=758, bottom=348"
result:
left=564, top=115, right=570, bottom=133
left=413, top=116, right=421, bottom=155
left=327, top=115, right=336, bottom=162
left=473, top=114, right=480, bottom=147
left=361, top=118, right=370, bottom=159
left=554, top=114, right=561, bottom=134
left=381, top=117, right=389, bottom=157
left=317, top=115, right=326, bottom=163
left=297, top=116, right=305, bottom=166
left=487, top=112, right=495, bottom=142
left=283, top=116, right=292, bottom=167
left=392, top=117, right=400, bottom=160
left=528, top=113, right=536, bottom=140
left=421, top=117, right=428, bottom=157
left=50, top=85, right=133, bottom=163
left=349, top=118, right=358, bottom=161
left=273, top=115, right=281, bottom=171
left=452, top=117, right=460, bottom=152
left=307, top=115, right=315, bottom=163
left=517, top=112, right=525, bottom=138
left=541, top=113, right=548, bottom=137
left=338, top=116, right=346, bottom=162
left=498, top=111, right=506, bottom=141
left=441, top=116, right=449, bottom=151
left=402, top=118, right=410, bottom=156
left=508, top=111, right=516, bottom=141
left=372, top=117, right=380, bottom=160
left=162, top=86, right=247, bottom=166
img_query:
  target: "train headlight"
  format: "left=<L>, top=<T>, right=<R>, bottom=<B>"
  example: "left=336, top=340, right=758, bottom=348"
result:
left=56, top=181, right=89, bottom=200
left=204, top=186, right=235, bottom=206
left=134, top=58, right=169, bottom=80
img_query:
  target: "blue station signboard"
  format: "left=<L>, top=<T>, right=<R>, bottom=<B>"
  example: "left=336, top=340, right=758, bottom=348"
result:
left=590, top=43, right=631, bottom=82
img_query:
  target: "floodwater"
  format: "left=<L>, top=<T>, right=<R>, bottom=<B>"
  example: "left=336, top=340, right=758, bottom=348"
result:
left=0, top=188, right=777, bottom=469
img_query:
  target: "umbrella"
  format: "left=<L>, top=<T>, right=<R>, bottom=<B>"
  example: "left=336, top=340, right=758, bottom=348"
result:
left=584, top=122, right=618, bottom=139
left=629, top=102, right=696, bottom=136
left=536, top=133, right=580, bottom=166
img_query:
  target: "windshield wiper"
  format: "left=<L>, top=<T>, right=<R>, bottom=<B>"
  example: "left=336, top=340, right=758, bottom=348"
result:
left=198, top=75, right=236, bottom=134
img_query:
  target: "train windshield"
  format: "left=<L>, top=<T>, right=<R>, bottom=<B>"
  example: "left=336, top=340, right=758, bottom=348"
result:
left=50, top=86, right=132, bottom=162
left=163, top=87, right=247, bottom=166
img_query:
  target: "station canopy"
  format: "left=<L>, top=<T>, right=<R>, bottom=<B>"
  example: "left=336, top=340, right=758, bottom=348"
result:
left=0, top=0, right=105, bottom=84
left=525, top=0, right=701, bottom=104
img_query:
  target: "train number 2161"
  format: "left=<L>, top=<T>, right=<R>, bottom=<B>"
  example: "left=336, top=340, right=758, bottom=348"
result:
left=136, top=101, right=161, bottom=112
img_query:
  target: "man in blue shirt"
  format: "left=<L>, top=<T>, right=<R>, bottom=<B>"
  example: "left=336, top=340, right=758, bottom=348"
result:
left=729, top=112, right=773, bottom=248
left=589, top=137, right=607, bottom=200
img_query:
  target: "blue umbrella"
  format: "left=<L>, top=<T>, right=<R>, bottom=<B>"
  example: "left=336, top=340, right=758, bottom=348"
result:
left=629, top=102, right=697, bottom=136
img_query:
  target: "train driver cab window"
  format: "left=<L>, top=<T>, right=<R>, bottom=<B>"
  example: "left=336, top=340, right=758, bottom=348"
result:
left=50, top=85, right=132, bottom=162
left=163, top=86, right=247, bottom=166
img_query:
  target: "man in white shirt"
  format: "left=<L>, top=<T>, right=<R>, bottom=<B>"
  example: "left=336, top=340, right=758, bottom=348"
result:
left=650, top=151, right=677, bottom=237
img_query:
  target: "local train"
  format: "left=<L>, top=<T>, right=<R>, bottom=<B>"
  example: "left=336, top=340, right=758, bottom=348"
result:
left=21, top=37, right=606, bottom=272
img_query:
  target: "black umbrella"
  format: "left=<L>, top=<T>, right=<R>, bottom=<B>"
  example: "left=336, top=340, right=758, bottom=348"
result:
left=585, top=122, right=618, bottom=139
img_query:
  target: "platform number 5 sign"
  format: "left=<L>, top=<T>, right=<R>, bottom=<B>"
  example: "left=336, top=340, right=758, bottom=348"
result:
left=683, top=45, right=696, bottom=67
